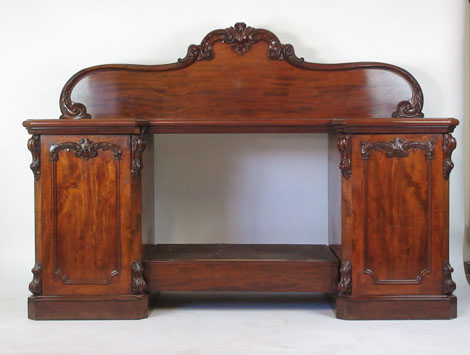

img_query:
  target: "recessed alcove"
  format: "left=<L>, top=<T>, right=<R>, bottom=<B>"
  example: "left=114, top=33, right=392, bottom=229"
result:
left=143, top=133, right=328, bottom=245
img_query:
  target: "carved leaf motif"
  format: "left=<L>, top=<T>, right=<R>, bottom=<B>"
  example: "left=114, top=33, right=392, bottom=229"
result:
left=131, top=260, right=146, bottom=295
left=29, top=262, right=42, bottom=295
left=361, top=138, right=434, bottom=160
left=338, top=261, right=352, bottom=296
left=27, top=135, right=41, bottom=180
left=443, top=134, right=456, bottom=180
left=337, top=135, right=352, bottom=179
left=131, top=136, right=146, bottom=177
left=442, top=260, right=456, bottom=295
left=50, top=138, right=122, bottom=161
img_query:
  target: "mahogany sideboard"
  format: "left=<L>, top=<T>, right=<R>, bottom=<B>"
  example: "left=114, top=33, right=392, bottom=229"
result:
left=23, top=23, right=459, bottom=320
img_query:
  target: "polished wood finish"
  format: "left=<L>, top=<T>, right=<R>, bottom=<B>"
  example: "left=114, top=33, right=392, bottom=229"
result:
left=24, top=22, right=458, bottom=320
left=28, top=295, right=148, bottom=320
left=334, top=295, right=456, bottom=320
left=143, top=244, right=338, bottom=293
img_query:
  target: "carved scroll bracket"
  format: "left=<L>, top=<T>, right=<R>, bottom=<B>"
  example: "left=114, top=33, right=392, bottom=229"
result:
left=50, top=138, right=122, bottom=161
left=131, top=260, right=146, bottom=295
left=361, top=137, right=434, bottom=160
left=443, top=134, right=456, bottom=180
left=337, top=135, right=352, bottom=179
left=29, top=262, right=42, bottom=295
left=131, top=135, right=146, bottom=177
left=442, top=260, right=456, bottom=295
left=27, top=135, right=41, bottom=180
left=338, top=261, right=352, bottom=296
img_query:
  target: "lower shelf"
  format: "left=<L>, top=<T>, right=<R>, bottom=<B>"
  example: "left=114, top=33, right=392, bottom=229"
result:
left=143, top=244, right=339, bottom=293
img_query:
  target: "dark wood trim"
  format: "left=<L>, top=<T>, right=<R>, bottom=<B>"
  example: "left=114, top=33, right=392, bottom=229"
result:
left=131, top=136, right=146, bottom=178
left=131, top=260, right=146, bottom=295
left=23, top=118, right=459, bottom=135
left=443, top=134, right=456, bottom=179
left=29, top=262, right=42, bottom=295
left=27, top=135, right=41, bottom=180
left=28, top=295, right=148, bottom=320
left=442, top=260, right=456, bottom=295
left=334, top=295, right=456, bottom=320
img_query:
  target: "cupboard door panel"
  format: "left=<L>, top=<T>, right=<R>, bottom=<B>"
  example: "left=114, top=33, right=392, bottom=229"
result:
left=40, top=135, right=135, bottom=295
left=351, top=134, right=444, bottom=296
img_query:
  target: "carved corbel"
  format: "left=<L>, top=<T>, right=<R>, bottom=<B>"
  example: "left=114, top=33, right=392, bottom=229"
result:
left=337, top=261, right=352, bottom=296
left=131, top=135, right=146, bottom=177
left=29, top=262, right=42, bottom=295
left=443, top=134, right=456, bottom=180
left=442, top=260, right=456, bottom=296
left=27, top=135, right=41, bottom=180
left=131, top=260, right=146, bottom=295
left=337, top=135, right=352, bottom=179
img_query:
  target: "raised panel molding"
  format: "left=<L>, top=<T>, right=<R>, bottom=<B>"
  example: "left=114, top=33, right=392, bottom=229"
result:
left=337, top=135, right=352, bottom=179
left=361, top=137, right=433, bottom=285
left=50, top=138, right=122, bottom=285
left=443, top=134, right=456, bottom=180
left=27, top=135, right=41, bottom=180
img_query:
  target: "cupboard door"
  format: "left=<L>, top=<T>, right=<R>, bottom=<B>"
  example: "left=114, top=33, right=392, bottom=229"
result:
left=349, top=134, right=446, bottom=296
left=39, top=135, right=139, bottom=295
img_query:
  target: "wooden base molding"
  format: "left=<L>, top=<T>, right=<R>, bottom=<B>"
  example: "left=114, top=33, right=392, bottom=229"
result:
left=28, top=295, right=149, bottom=320
left=333, top=295, right=457, bottom=320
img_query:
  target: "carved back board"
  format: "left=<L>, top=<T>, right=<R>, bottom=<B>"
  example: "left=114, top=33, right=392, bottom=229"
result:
left=60, top=23, right=424, bottom=121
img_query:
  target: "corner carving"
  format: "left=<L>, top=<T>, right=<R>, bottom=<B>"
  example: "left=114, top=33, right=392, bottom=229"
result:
left=131, top=260, right=146, bottom=295
left=442, top=260, right=456, bottom=296
left=337, top=135, right=352, bottom=179
left=443, top=134, right=456, bottom=180
left=29, top=262, right=42, bottom=295
left=50, top=138, right=122, bottom=161
left=59, top=84, right=91, bottom=119
left=131, top=135, right=146, bottom=177
left=27, top=135, right=41, bottom=180
left=361, top=138, right=434, bottom=160
left=338, top=261, right=352, bottom=296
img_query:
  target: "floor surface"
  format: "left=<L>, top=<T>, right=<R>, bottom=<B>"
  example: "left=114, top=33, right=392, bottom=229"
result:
left=1, top=287, right=470, bottom=354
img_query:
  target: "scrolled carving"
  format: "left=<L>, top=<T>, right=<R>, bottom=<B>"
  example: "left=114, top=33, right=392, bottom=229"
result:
left=59, top=85, right=91, bottom=119
left=131, top=260, right=146, bottom=295
left=392, top=84, right=424, bottom=119
left=131, top=135, right=146, bottom=177
left=29, top=262, right=42, bottom=295
left=27, top=135, right=41, bottom=180
left=361, top=137, right=434, bottom=160
left=442, top=260, right=456, bottom=296
left=50, top=138, right=122, bottom=161
left=443, top=134, right=456, bottom=180
left=338, top=261, right=352, bottom=296
left=337, top=135, right=352, bottom=179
